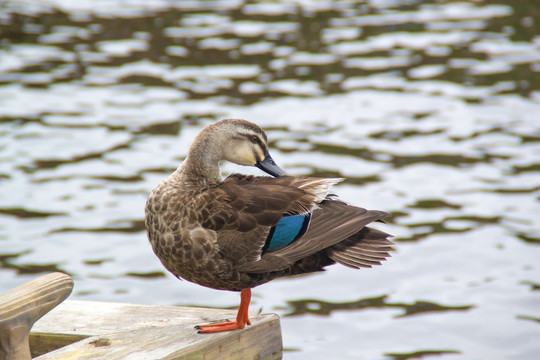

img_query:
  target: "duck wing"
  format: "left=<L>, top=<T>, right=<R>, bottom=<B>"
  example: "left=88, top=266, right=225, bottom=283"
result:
left=204, top=175, right=339, bottom=266
left=236, top=196, right=392, bottom=273
left=326, top=226, right=394, bottom=269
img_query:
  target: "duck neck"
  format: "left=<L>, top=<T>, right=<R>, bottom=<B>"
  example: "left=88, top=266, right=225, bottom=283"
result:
left=174, top=128, right=223, bottom=186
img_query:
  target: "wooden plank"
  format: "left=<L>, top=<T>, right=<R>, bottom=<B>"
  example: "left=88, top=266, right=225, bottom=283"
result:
left=31, top=300, right=282, bottom=360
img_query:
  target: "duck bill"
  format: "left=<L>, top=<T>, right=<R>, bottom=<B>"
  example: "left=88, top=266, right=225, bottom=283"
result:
left=255, top=153, right=286, bottom=177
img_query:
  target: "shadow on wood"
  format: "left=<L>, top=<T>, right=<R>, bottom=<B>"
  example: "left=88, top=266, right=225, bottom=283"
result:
left=0, top=272, right=73, bottom=360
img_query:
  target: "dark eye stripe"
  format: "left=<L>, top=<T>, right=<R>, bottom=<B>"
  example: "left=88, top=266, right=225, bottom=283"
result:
left=243, top=133, right=262, bottom=144
left=242, top=134, right=267, bottom=162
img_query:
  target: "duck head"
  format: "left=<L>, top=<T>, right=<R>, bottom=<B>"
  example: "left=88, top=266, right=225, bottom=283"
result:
left=194, top=119, right=286, bottom=178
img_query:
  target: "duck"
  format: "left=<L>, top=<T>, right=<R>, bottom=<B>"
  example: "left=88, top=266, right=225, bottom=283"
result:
left=145, top=118, right=393, bottom=333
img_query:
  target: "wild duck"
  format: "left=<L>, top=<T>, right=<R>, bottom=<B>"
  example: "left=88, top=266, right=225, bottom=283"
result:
left=145, top=119, right=393, bottom=333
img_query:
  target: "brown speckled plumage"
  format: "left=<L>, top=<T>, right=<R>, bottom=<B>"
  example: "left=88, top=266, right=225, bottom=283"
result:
left=145, top=119, right=393, bottom=294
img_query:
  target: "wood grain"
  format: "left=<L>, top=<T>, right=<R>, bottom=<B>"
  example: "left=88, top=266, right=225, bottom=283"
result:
left=0, top=272, right=73, bottom=360
left=32, top=300, right=282, bottom=359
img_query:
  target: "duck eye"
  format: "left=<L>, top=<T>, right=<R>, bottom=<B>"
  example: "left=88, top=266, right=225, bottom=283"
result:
left=250, top=135, right=258, bottom=144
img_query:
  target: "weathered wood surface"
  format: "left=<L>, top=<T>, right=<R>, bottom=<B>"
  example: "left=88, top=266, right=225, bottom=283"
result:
left=31, top=300, right=283, bottom=359
left=0, top=272, right=73, bottom=360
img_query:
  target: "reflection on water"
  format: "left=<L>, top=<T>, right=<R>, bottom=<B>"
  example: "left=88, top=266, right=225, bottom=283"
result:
left=0, top=207, right=67, bottom=218
left=50, top=219, right=145, bottom=234
left=1, top=0, right=540, bottom=359
left=284, top=295, right=473, bottom=318
left=0, top=250, right=66, bottom=275
left=385, top=349, right=461, bottom=360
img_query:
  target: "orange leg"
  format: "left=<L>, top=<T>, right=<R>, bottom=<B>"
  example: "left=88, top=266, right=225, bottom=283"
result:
left=196, top=288, right=252, bottom=334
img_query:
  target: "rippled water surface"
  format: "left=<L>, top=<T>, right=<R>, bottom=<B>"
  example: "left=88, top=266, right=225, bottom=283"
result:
left=1, top=1, right=540, bottom=359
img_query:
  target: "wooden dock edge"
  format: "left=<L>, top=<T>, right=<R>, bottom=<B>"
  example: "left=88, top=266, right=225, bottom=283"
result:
left=30, top=300, right=283, bottom=359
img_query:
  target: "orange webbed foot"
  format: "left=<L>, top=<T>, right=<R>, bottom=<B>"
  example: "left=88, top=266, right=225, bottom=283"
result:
left=195, top=319, right=249, bottom=333
left=196, top=288, right=252, bottom=334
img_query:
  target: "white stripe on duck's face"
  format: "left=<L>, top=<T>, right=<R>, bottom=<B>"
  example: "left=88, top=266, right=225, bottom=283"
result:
left=223, top=133, right=266, bottom=167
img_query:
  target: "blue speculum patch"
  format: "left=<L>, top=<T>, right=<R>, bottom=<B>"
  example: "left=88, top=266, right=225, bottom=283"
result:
left=265, top=213, right=311, bottom=252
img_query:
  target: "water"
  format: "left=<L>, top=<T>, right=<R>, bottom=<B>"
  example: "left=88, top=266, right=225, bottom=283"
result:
left=1, top=0, right=539, bottom=358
